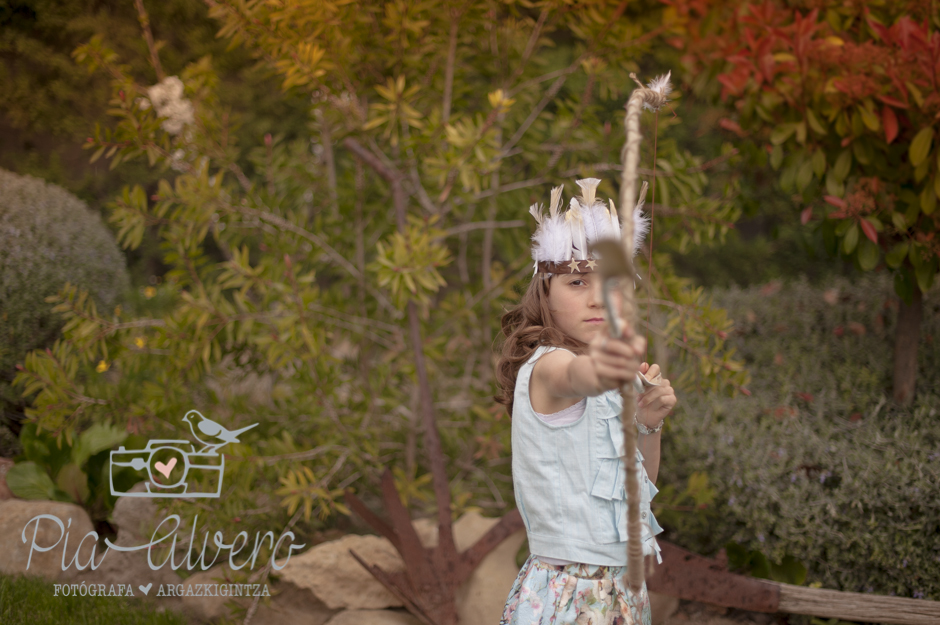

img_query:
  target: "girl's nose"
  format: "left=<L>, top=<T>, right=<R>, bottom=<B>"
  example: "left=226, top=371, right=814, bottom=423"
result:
left=589, top=279, right=604, bottom=307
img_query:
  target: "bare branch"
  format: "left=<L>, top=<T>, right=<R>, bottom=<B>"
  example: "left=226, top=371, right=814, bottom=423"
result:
left=133, top=0, right=165, bottom=82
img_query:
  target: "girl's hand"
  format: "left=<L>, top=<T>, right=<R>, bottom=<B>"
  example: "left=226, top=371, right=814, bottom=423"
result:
left=637, top=363, right=677, bottom=430
left=587, top=319, right=646, bottom=392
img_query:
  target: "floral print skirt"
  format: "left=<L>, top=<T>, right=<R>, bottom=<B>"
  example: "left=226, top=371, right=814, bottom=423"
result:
left=500, top=554, right=652, bottom=625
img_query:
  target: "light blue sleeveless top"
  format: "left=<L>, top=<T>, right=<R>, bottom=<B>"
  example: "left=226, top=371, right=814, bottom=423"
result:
left=512, top=345, right=664, bottom=566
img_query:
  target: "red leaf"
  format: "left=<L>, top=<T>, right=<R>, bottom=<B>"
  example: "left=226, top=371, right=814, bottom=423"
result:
left=882, top=106, right=899, bottom=143
left=796, top=392, right=814, bottom=403
left=860, top=218, right=878, bottom=243
left=877, top=94, right=908, bottom=109
left=849, top=412, right=862, bottom=422
left=841, top=136, right=853, bottom=147
left=801, top=207, right=813, bottom=224
left=833, top=325, right=845, bottom=337
left=824, top=196, right=847, bottom=208
left=719, top=118, right=745, bottom=137
left=828, top=211, right=848, bottom=219
left=740, top=387, right=752, bottom=396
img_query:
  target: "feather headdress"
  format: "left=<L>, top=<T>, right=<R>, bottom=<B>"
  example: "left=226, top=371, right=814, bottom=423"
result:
left=530, top=178, right=651, bottom=276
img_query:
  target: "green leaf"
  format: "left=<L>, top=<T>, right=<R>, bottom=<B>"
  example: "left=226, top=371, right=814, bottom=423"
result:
left=55, top=462, right=89, bottom=503
left=825, top=171, right=844, bottom=197
left=835, top=219, right=853, bottom=236
left=770, top=145, right=784, bottom=170
left=891, top=212, right=908, bottom=232
left=909, top=127, right=934, bottom=166
left=915, top=262, right=936, bottom=293
left=858, top=104, right=880, bottom=133
left=770, top=123, right=798, bottom=145
left=71, top=423, right=127, bottom=467
left=832, top=150, right=851, bottom=182
left=921, top=186, right=936, bottom=215
left=795, top=120, right=807, bottom=144
left=770, top=555, right=808, bottom=586
left=852, top=139, right=872, bottom=165
left=6, top=462, right=72, bottom=502
left=806, top=109, right=827, bottom=135
left=842, top=223, right=859, bottom=254
left=796, top=160, right=814, bottom=192
left=812, top=150, right=827, bottom=177
left=857, top=237, right=880, bottom=271
left=886, top=242, right=909, bottom=268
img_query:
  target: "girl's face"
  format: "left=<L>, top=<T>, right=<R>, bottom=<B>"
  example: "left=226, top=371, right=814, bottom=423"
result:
left=545, top=272, right=615, bottom=344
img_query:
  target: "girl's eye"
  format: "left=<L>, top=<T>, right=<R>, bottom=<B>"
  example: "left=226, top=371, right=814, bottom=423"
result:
left=571, top=279, right=585, bottom=286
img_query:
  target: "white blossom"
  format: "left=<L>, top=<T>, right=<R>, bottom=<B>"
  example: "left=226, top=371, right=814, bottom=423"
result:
left=145, top=76, right=194, bottom=135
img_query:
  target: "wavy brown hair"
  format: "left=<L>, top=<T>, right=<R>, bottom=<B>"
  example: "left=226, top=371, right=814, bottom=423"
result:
left=493, top=274, right=588, bottom=418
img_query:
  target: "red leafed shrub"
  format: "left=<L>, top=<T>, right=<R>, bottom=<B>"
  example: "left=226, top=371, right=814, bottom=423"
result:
left=663, top=0, right=940, bottom=303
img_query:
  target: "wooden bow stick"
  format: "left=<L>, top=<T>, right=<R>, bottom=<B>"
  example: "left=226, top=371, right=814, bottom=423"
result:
left=611, top=71, right=672, bottom=592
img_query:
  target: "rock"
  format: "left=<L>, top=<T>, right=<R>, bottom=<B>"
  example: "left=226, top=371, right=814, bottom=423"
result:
left=452, top=511, right=526, bottom=625
left=278, top=533, right=406, bottom=610
left=0, top=458, right=14, bottom=500
left=252, top=580, right=338, bottom=625
left=0, top=499, right=96, bottom=581
left=111, top=481, right=168, bottom=543
left=324, top=609, right=423, bottom=625
left=650, top=591, right=680, bottom=625
left=64, top=482, right=182, bottom=592
left=276, top=512, right=525, bottom=620
left=180, top=565, right=234, bottom=622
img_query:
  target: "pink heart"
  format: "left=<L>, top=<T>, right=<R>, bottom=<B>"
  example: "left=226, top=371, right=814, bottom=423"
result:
left=155, top=457, right=177, bottom=479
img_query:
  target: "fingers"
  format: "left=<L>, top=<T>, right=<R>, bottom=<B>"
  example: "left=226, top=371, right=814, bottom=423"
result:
left=637, top=380, right=677, bottom=415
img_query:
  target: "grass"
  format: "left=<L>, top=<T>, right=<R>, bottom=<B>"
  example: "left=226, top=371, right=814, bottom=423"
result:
left=0, top=572, right=189, bottom=625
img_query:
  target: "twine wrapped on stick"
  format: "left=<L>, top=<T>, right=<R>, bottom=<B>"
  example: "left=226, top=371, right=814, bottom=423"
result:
left=616, top=71, right=672, bottom=592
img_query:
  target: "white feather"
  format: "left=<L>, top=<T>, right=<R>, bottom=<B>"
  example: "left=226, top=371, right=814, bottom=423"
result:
left=632, top=205, right=651, bottom=256
left=575, top=178, right=601, bottom=207
left=644, top=71, right=673, bottom=111
left=529, top=202, right=543, bottom=225
left=647, top=71, right=672, bottom=97
left=583, top=201, right=614, bottom=247
left=532, top=212, right=572, bottom=264
left=608, top=199, right=622, bottom=240
left=549, top=185, right=564, bottom=218
left=566, top=198, right=588, bottom=261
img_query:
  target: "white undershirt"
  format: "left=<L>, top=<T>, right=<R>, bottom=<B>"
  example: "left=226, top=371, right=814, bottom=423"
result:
left=532, top=398, right=587, bottom=565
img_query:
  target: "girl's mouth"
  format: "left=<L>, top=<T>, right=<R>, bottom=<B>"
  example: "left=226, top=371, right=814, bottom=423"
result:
left=585, top=318, right=605, bottom=324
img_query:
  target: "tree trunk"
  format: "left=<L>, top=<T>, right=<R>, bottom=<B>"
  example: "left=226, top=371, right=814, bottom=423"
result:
left=892, top=283, right=923, bottom=406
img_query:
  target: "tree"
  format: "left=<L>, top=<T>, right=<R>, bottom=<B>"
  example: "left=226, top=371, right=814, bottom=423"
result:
left=15, top=1, right=748, bottom=619
left=665, top=0, right=940, bottom=404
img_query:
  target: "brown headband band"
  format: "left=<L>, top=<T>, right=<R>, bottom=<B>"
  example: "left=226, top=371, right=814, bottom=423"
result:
left=536, top=259, right=598, bottom=274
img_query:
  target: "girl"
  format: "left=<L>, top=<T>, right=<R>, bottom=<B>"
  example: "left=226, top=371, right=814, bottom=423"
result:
left=494, top=179, right=677, bottom=625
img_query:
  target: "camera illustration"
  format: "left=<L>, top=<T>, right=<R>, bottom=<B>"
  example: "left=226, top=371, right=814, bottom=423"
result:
left=110, top=439, right=225, bottom=498
left=109, top=410, right=257, bottom=499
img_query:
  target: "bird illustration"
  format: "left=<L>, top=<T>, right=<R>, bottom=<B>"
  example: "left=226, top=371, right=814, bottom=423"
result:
left=182, top=410, right=258, bottom=453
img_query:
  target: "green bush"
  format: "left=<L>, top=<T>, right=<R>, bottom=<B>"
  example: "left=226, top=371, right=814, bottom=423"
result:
left=0, top=167, right=129, bottom=415
left=659, top=273, right=940, bottom=599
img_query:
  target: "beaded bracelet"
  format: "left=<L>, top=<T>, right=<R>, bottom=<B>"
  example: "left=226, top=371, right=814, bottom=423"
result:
left=635, top=413, right=665, bottom=435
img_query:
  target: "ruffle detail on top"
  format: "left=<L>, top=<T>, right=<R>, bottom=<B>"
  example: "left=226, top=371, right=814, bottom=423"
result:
left=589, top=390, right=663, bottom=563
